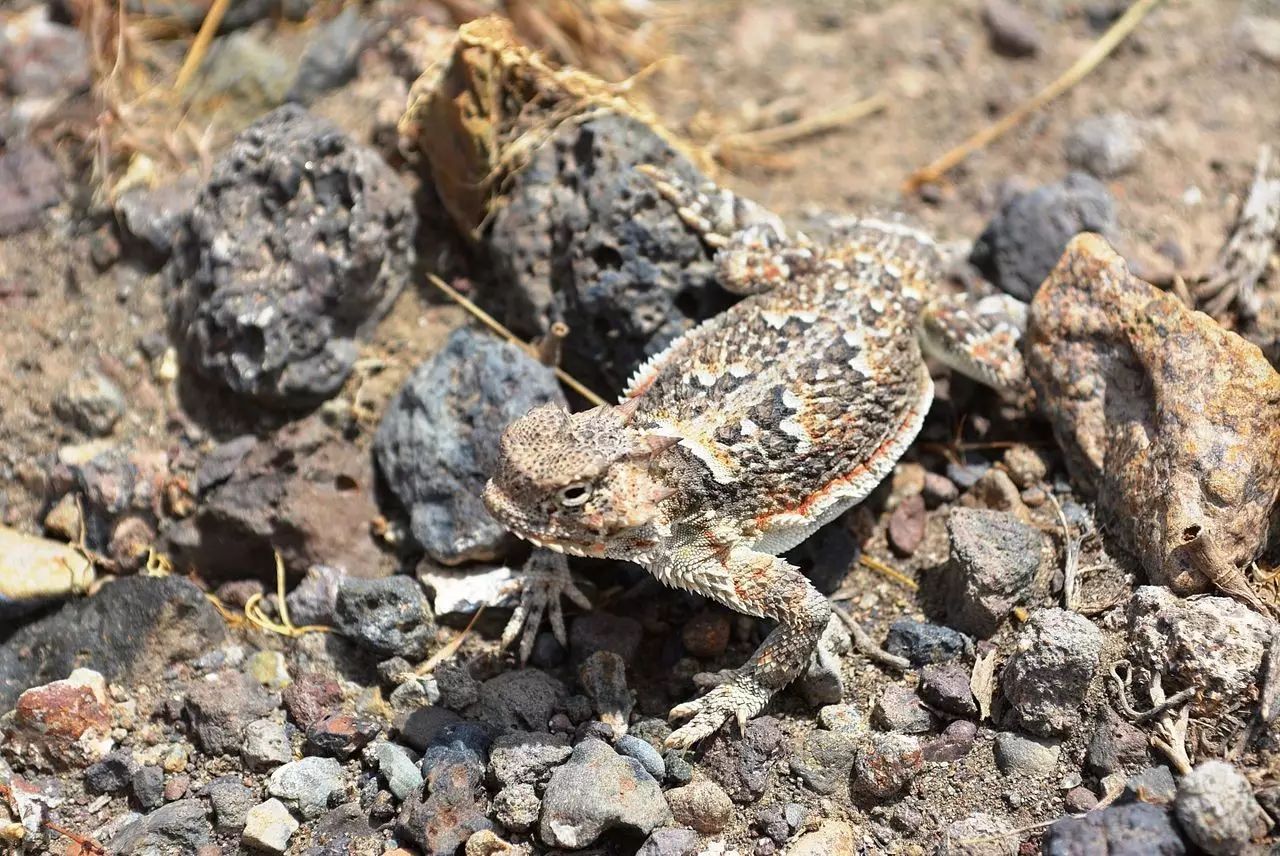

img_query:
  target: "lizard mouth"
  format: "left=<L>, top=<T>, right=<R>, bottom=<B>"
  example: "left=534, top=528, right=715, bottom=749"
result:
left=506, top=525, right=607, bottom=558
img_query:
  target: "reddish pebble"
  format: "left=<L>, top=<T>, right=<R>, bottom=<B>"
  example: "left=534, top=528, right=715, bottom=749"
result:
left=682, top=609, right=732, bottom=658
left=888, top=493, right=926, bottom=556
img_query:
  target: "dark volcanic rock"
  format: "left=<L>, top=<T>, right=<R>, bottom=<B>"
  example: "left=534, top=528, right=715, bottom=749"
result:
left=170, top=103, right=416, bottom=408
left=106, top=799, right=212, bottom=856
left=1042, top=802, right=1185, bottom=856
left=485, top=111, right=751, bottom=393
left=334, top=576, right=435, bottom=659
left=970, top=172, right=1117, bottom=301
left=884, top=618, right=972, bottom=666
left=0, top=575, right=226, bottom=711
left=700, top=716, right=789, bottom=804
left=943, top=508, right=1042, bottom=637
left=374, top=326, right=565, bottom=564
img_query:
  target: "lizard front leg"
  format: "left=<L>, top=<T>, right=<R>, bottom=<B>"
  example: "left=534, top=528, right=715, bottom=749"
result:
left=653, top=528, right=832, bottom=749
left=501, top=549, right=592, bottom=664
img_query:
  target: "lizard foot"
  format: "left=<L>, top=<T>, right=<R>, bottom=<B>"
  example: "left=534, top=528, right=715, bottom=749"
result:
left=501, top=549, right=592, bottom=664
left=665, top=674, right=772, bottom=750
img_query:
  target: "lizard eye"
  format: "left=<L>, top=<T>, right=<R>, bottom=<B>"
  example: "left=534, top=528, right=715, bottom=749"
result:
left=559, top=483, right=592, bottom=507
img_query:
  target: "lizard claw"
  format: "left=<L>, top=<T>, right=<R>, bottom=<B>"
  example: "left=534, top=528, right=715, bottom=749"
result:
left=501, top=549, right=592, bottom=664
left=664, top=676, right=772, bottom=750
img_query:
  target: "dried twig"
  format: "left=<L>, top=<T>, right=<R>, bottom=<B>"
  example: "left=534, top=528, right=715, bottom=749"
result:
left=243, top=553, right=331, bottom=638
left=970, top=644, right=999, bottom=721
left=424, top=273, right=608, bottom=406
left=904, top=0, right=1165, bottom=191
left=1196, top=146, right=1280, bottom=320
left=416, top=605, right=487, bottom=676
left=0, top=782, right=105, bottom=854
left=834, top=606, right=910, bottom=671
left=710, top=93, right=888, bottom=157
left=1046, top=490, right=1081, bottom=611
left=174, top=0, right=231, bottom=92
left=858, top=553, right=919, bottom=591
left=1175, top=525, right=1278, bottom=617
left=1259, top=631, right=1280, bottom=724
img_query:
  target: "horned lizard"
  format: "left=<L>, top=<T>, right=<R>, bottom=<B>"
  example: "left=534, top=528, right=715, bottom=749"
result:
left=482, top=168, right=1017, bottom=748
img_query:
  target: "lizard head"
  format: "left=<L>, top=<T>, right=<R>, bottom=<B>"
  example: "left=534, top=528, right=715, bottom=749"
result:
left=483, top=400, right=679, bottom=560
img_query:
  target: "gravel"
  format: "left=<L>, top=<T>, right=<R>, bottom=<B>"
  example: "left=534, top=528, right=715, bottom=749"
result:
left=992, top=731, right=1060, bottom=776
left=666, top=777, right=734, bottom=833
left=884, top=618, right=972, bottom=666
left=241, top=798, right=298, bottom=855
left=1064, top=114, right=1144, bottom=178
left=938, top=812, right=1018, bottom=855
left=241, top=718, right=292, bottom=771
left=487, top=731, right=572, bottom=788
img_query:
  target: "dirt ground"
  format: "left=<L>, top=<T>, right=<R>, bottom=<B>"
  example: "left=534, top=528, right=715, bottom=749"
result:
left=3, top=0, right=1280, bottom=853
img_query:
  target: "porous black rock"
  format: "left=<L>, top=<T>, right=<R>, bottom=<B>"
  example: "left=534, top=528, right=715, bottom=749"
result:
left=484, top=111, right=744, bottom=393
left=170, top=103, right=416, bottom=408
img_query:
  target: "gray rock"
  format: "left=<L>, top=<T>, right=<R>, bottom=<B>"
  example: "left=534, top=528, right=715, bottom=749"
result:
left=885, top=618, right=972, bottom=666
left=186, top=29, right=291, bottom=126
left=1042, top=802, right=1185, bottom=855
left=433, top=660, right=480, bottom=711
left=242, top=718, right=291, bottom=771
left=370, top=741, right=422, bottom=801
left=397, top=705, right=462, bottom=752
left=284, top=564, right=347, bottom=628
left=938, top=812, right=1018, bottom=855
left=333, top=576, right=435, bottom=659
left=241, top=798, right=297, bottom=855
left=992, top=731, right=1060, bottom=776
left=0, top=143, right=61, bottom=237
left=206, top=776, right=254, bottom=834
left=667, top=777, right=734, bottom=834
left=638, top=827, right=699, bottom=856
left=86, top=750, right=138, bottom=795
left=54, top=369, right=126, bottom=436
left=488, top=731, right=571, bottom=788
left=852, top=733, right=924, bottom=799
left=796, top=614, right=850, bottom=706
left=130, top=766, right=164, bottom=812
left=981, top=0, right=1041, bottom=57
left=106, top=799, right=211, bottom=856
left=1086, top=711, right=1150, bottom=777
left=1065, top=114, right=1144, bottom=179
left=539, top=737, right=671, bottom=848
left=817, top=703, right=867, bottom=734
left=115, top=175, right=200, bottom=262
left=287, top=7, right=369, bottom=104
left=374, top=326, right=565, bottom=563
left=0, top=8, right=90, bottom=99
left=700, top=716, right=789, bottom=804
left=873, top=685, right=935, bottom=733
left=664, top=749, right=694, bottom=786
left=918, top=663, right=978, bottom=718
left=468, top=668, right=567, bottom=733
left=183, top=670, right=279, bottom=756
left=301, top=801, right=381, bottom=855
left=266, top=757, right=344, bottom=820
left=944, top=508, right=1042, bottom=637
left=485, top=111, right=747, bottom=394
left=1128, top=586, right=1277, bottom=717
left=616, top=734, right=665, bottom=781
left=493, top=782, right=541, bottom=833
left=1174, top=761, right=1269, bottom=856
left=170, top=103, right=416, bottom=407
left=1125, top=765, right=1177, bottom=804
left=970, top=172, right=1117, bottom=301
left=305, top=712, right=382, bottom=759
left=1002, top=608, right=1102, bottom=736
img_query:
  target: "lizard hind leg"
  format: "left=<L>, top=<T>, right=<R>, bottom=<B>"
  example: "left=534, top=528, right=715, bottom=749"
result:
left=658, top=536, right=832, bottom=749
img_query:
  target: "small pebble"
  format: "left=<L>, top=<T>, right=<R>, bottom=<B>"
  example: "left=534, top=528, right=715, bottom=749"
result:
left=982, top=0, right=1042, bottom=57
